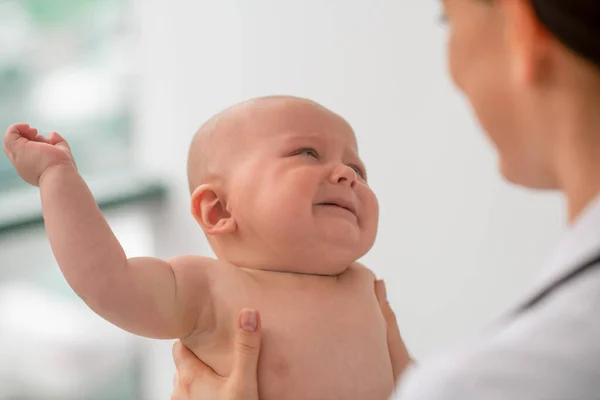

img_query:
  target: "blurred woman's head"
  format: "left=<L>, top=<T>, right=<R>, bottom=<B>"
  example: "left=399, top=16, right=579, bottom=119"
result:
left=442, top=0, right=600, bottom=201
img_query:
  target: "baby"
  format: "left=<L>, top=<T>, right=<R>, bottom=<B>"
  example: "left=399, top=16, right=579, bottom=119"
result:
left=3, top=96, right=394, bottom=400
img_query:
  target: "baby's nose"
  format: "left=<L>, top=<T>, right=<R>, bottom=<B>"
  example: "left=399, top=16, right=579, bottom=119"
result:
left=330, top=164, right=357, bottom=187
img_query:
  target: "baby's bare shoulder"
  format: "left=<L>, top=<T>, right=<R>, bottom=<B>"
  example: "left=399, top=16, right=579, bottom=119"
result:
left=168, top=254, right=221, bottom=268
left=166, top=254, right=218, bottom=274
left=166, top=255, right=243, bottom=282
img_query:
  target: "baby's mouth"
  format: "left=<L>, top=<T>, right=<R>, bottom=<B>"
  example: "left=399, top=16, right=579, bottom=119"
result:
left=319, top=202, right=349, bottom=211
left=315, top=201, right=357, bottom=216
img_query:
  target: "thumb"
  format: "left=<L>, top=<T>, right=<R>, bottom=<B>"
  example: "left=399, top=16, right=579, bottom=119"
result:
left=230, top=308, right=262, bottom=386
left=49, top=132, right=72, bottom=153
left=375, top=280, right=412, bottom=383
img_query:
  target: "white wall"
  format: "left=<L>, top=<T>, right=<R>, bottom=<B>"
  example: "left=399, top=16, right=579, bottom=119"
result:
left=132, top=1, right=566, bottom=398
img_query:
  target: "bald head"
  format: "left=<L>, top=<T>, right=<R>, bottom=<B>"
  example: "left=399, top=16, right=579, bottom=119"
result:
left=186, top=95, right=350, bottom=193
left=186, top=110, right=228, bottom=193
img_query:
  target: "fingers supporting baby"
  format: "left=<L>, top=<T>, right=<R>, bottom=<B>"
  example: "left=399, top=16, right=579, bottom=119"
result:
left=375, top=280, right=412, bottom=383
left=172, top=340, right=214, bottom=394
left=171, top=308, right=262, bottom=400
left=231, top=309, right=262, bottom=385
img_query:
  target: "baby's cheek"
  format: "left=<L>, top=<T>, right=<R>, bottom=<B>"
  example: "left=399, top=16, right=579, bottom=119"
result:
left=360, top=194, right=379, bottom=245
left=361, top=192, right=379, bottom=221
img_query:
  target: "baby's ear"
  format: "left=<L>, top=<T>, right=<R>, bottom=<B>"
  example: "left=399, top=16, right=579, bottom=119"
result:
left=190, top=184, right=237, bottom=235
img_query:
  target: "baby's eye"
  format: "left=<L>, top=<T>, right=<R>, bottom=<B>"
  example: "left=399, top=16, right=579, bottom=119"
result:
left=349, top=164, right=365, bottom=179
left=296, top=148, right=319, bottom=159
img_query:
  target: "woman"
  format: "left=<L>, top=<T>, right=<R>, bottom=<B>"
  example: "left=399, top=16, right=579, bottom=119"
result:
left=171, top=0, right=600, bottom=398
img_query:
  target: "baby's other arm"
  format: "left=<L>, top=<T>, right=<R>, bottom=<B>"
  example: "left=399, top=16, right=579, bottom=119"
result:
left=86, top=255, right=218, bottom=339
left=3, top=124, right=215, bottom=339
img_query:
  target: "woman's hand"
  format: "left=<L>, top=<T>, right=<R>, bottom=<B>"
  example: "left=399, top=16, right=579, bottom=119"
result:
left=171, top=309, right=262, bottom=400
left=375, top=280, right=413, bottom=383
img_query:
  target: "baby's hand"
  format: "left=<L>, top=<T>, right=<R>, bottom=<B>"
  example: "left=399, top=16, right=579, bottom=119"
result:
left=3, top=123, right=75, bottom=186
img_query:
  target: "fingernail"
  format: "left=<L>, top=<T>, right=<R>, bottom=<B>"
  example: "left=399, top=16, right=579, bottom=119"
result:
left=241, top=309, right=257, bottom=332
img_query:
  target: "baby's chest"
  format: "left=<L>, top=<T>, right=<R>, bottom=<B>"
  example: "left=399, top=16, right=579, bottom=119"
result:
left=224, top=283, right=393, bottom=398
left=259, top=289, right=389, bottom=372
left=256, top=292, right=389, bottom=374
left=268, top=295, right=392, bottom=399
left=260, top=287, right=381, bottom=334
left=220, top=275, right=385, bottom=343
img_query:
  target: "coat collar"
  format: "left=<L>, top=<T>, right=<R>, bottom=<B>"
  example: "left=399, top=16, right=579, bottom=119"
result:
left=505, top=193, right=600, bottom=315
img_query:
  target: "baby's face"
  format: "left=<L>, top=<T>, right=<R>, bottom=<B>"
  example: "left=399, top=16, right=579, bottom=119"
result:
left=224, top=99, right=378, bottom=275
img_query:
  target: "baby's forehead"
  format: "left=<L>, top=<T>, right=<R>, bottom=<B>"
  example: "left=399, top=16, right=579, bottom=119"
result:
left=275, top=129, right=359, bottom=153
left=243, top=100, right=359, bottom=150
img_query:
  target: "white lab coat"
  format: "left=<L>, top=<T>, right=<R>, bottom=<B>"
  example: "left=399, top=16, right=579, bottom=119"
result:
left=393, top=195, right=600, bottom=399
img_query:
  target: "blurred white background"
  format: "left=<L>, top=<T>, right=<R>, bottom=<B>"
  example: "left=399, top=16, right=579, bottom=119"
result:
left=0, top=1, right=566, bottom=399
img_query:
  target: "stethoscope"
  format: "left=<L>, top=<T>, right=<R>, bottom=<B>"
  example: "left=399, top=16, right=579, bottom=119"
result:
left=517, top=251, right=600, bottom=313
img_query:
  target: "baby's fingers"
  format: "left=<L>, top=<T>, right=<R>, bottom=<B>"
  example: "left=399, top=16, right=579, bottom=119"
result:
left=4, top=125, right=27, bottom=158
left=4, top=124, right=40, bottom=153
left=6, top=123, right=30, bottom=133
left=7, top=123, right=38, bottom=140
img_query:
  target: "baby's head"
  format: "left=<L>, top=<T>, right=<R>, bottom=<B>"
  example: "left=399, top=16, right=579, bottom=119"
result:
left=187, top=96, right=378, bottom=275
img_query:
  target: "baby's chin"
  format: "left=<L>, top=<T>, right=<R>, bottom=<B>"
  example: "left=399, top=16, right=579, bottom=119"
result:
left=289, top=237, right=372, bottom=275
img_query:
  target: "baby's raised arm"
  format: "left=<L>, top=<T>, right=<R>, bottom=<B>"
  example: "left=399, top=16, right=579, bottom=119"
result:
left=3, top=124, right=214, bottom=339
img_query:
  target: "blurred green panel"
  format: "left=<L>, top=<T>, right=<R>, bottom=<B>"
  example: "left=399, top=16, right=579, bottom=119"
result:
left=22, top=0, right=108, bottom=26
left=0, top=0, right=132, bottom=192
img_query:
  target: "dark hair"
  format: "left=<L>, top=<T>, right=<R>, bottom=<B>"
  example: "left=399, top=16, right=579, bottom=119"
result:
left=531, top=0, right=600, bottom=68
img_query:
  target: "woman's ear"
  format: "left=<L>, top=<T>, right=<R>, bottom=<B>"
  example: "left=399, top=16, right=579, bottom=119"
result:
left=190, top=184, right=237, bottom=235
left=503, top=0, right=551, bottom=84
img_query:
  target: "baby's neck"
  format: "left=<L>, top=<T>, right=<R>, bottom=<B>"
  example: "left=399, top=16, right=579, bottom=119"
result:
left=214, top=245, right=355, bottom=276
left=237, top=267, right=343, bottom=289
left=243, top=266, right=342, bottom=277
